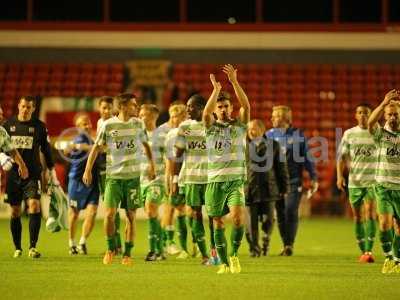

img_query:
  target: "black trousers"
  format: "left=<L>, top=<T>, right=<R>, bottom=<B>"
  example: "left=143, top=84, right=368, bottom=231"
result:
left=275, top=184, right=303, bottom=247
left=245, top=201, right=275, bottom=249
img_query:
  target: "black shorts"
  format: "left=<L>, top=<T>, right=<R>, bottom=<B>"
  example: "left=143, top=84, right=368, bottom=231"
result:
left=5, top=174, right=41, bottom=206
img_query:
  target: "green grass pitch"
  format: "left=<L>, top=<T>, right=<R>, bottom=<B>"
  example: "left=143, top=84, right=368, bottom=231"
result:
left=0, top=217, right=398, bottom=299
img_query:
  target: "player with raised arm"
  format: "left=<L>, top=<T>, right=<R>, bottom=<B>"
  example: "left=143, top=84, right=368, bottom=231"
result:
left=367, top=89, right=400, bottom=273
left=337, top=103, right=377, bottom=263
left=3, top=96, right=56, bottom=258
left=83, top=93, right=155, bottom=265
left=203, top=65, right=250, bottom=274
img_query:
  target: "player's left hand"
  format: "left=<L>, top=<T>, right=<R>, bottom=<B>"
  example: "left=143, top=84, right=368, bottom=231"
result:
left=148, top=163, right=156, bottom=181
left=49, top=169, right=60, bottom=186
left=82, top=170, right=92, bottom=186
left=222, top=64, right=238, bottom=83
left=18, top=163, right=29, bottom=179
left=307, top=180, right=319, bottom=199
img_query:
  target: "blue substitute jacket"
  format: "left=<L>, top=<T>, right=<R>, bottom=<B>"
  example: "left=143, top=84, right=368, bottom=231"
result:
left=265, top=127, right=317, bottom=186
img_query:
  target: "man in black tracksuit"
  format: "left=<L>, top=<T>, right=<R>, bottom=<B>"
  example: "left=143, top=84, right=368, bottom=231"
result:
left=245, top=119, right=289, bottom=256
left=3, top=96, right=58, bottom=258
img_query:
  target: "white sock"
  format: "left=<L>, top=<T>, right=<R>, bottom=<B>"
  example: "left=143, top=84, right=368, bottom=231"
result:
left=69, top=239, right=76, bottom=247
left=166, top=225, right=174, bottom=231
left=79, top=236, right=86, bottom=245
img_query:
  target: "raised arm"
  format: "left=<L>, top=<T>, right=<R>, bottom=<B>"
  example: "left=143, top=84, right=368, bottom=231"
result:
left=202, top=74, right=222, bottom=128
left=368, top=89, right=400, bottom=134
left=223, top=64, right=250, bottom=124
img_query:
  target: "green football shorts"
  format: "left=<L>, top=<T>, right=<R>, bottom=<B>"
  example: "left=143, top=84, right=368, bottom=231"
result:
left=142, top=184, right=165, bottom=205
left=184, top=183, right=206, bottom=207
left=104, top=177, right=141, bottom=210
left=205, top=180, right=245, bottom=217
left=374, top=184, right=400, bottom=216
left=348, top=187, right=375, bottom=208
left=98, top=171, right=106, bottom=198
left=168, top=186, right=185, bottom=207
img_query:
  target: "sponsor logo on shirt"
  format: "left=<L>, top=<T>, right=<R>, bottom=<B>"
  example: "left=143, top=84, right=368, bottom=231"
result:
left=354, top=146, right=374, bottom=157
left=114, top=140, right=136, bottom=150
left=11, top=136, right=33, bottom=149
left=386, top=146, right=400, bottom=157
left=188, top=140, right=206, bottom=150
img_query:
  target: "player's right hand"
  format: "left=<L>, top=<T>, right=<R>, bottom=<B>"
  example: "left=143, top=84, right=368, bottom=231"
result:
left=336, top=176, right=346, bottom=192
left=383, top=89, right=400, bottom=106
left=82, top=170, right=92, bottom=186
left=210, top=74, right=221, bottom=90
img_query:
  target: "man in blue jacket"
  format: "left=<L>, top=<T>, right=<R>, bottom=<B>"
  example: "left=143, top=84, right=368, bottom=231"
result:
left=265, top=105, right=318, bottom=256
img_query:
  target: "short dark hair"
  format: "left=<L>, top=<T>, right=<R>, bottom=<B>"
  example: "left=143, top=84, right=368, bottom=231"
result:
left=188, top=94, right=206, bottom=108
left=19, top=96, right=36, bottom=106
left=140, top=104, right=160, bottom=115
left=98, top=96, right=114, bottom=106
left=115, top=93, right=136, bottom=106
left=355, top=103, right=371, bottom=110
left=217, top=91, right=231, bottom=102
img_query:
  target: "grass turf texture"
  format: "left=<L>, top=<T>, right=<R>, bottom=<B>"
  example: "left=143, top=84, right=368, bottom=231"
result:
left=0, top=218, right=398, bottom=299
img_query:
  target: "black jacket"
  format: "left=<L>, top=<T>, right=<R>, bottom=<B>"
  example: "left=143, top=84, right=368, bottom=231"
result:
left=246, top=137, right=289, bottom=204
left=3, top=116, right=54, bottom=180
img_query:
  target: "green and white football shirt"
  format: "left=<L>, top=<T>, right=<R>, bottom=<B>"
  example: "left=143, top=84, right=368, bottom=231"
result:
left=205, top=119, right=247, bottom=183
left=140, top=125, right=169, bottom=188
left=373, top=126, right=400, bottom=190
left=96, top=116, right=147, bottom=179
left=0, top=126, right=14, bottom=152
left=339, top=126, right=377, bottom=188
left=175, top=119, right=208, bottom=184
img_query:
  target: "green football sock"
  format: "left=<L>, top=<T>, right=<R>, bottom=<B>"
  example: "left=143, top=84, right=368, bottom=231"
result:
left=393, top=235, right=400, bottom=261
left=365, top=218, right=376, bottom=252
left=165, top=225, right=175, bottom=245
left=156, top=219, right=164, bottom=255
left=176, top=216, right=188, bottom=251
left=123, top=241, right=134, bottom=257
left=148, top=218, right=158, bottom=252
left=209, top=217, right=216, bottom=248
left=114, top=211, right=122, bottom=249
left=106, top=236, right=116, bottom=252
left=230, top=225, right=244, bottom=256
left=380, top=230, right=393, bottom=258
left=355, top=221, right=366, bottom=253
left=187, top=216, right=196, bottom=243
left=193, top=219, right=208, bottom=258
left=161, top=227, right=167, bottom=247
left=214, top=228, right=228, bottom=265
